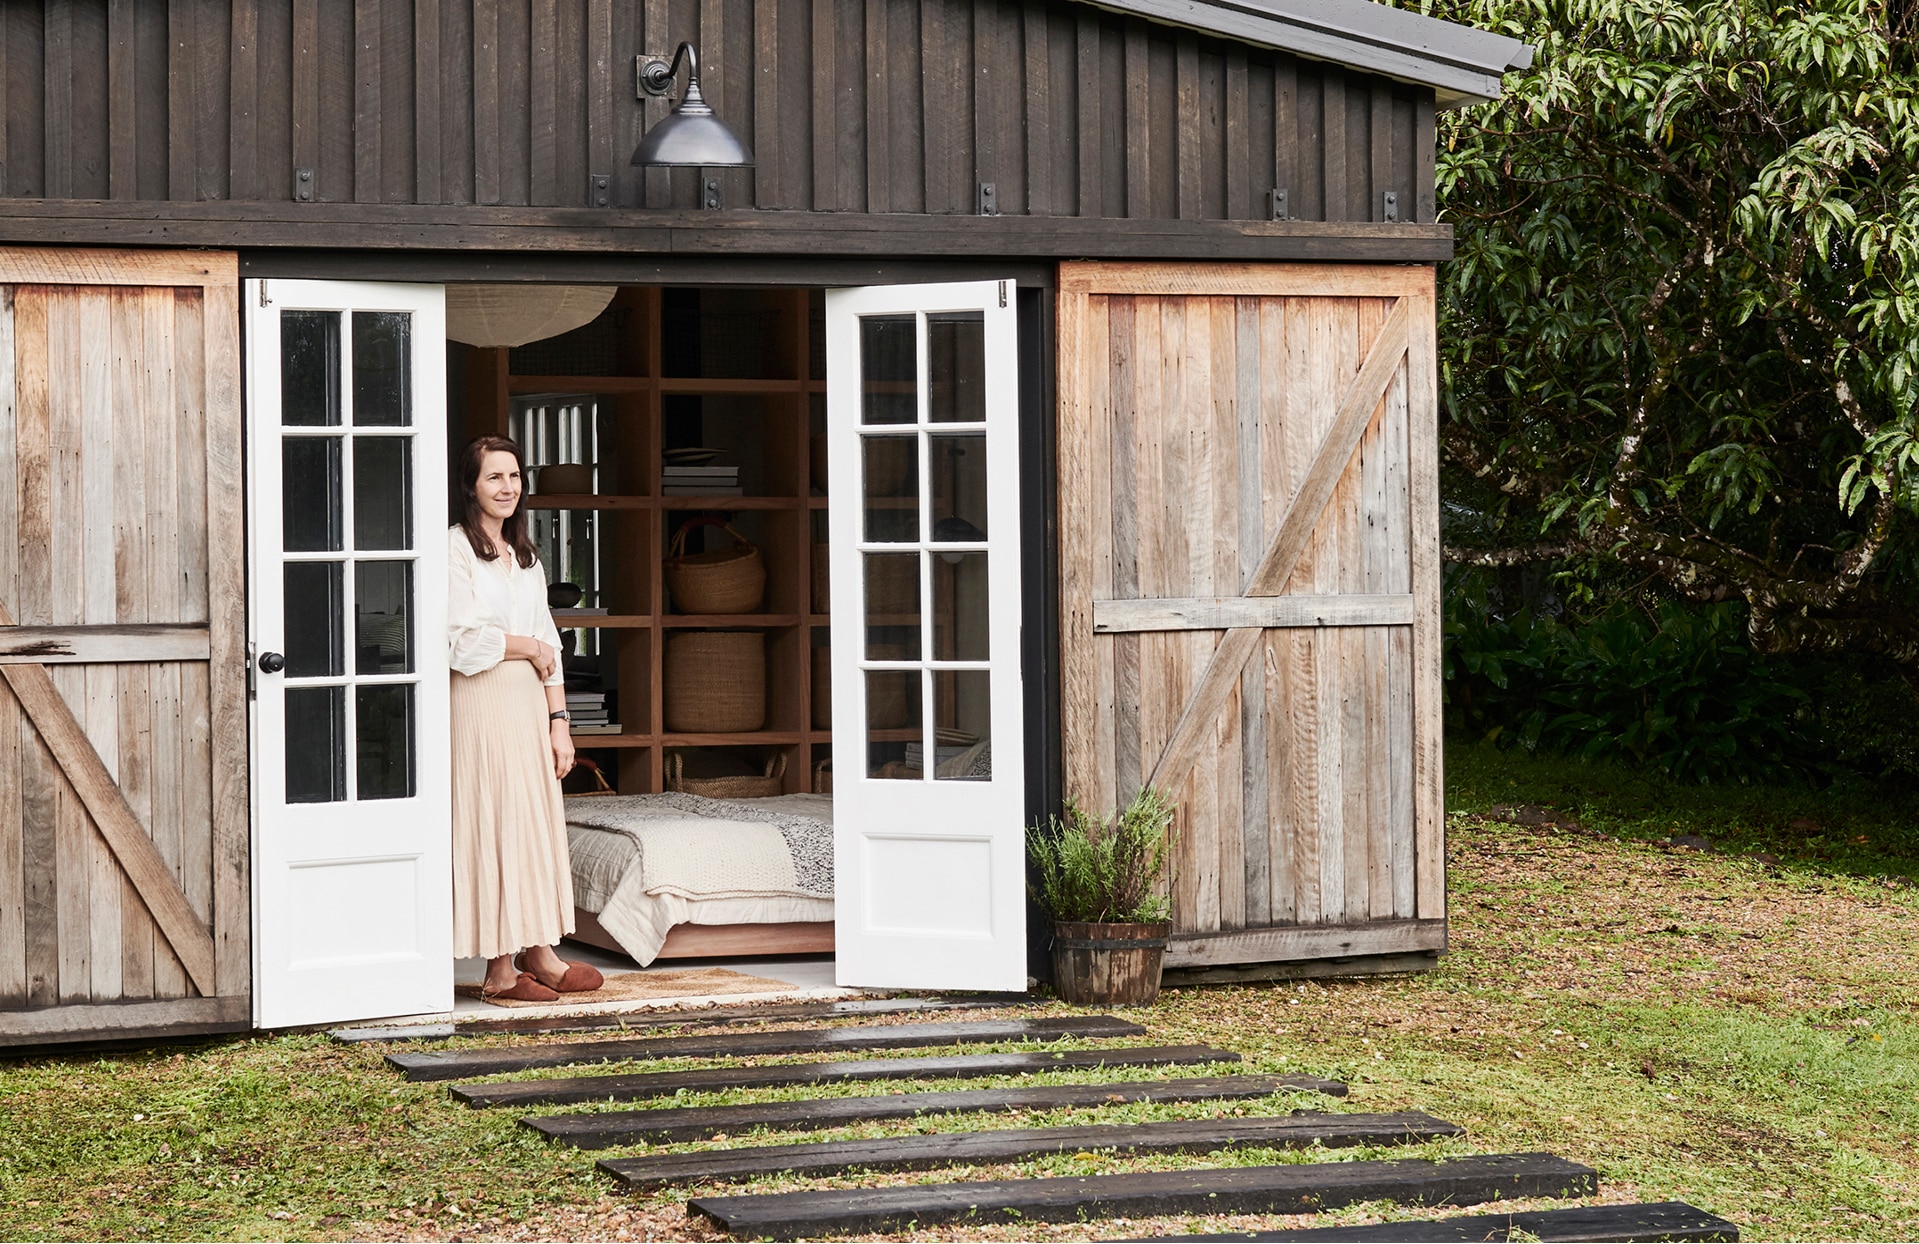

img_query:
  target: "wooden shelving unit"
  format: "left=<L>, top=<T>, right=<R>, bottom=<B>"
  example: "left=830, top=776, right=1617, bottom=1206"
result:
left=464, top=287, right=830, bottom=795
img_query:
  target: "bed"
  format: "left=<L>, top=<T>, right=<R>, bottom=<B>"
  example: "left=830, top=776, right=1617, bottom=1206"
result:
left=561, top=791, right=835, bottom=964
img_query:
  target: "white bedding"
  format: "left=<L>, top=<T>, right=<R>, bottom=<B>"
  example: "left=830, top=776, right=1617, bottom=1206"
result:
left=563, top=793, right=835, bottom=965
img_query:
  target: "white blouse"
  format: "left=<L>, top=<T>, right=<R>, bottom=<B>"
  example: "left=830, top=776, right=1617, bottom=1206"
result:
left=446, top=526, right=566, bottom=687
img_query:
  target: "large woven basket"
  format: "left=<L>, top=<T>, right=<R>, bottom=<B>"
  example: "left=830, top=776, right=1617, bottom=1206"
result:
left=663, top=631, right=765, bottom=732
left=667, top=752, right=786, bottom=799
left=868, top=554, right=918, bottom=614
left=665, top=519, right=765, bottom=614
left=810, top=546, right=917, bottom=617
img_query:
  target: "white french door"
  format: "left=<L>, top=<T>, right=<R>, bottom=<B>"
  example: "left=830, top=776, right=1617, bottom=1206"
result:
left=826, top=280, right=1026, bottom=992
left=246, top=280, right=452, bottom=1028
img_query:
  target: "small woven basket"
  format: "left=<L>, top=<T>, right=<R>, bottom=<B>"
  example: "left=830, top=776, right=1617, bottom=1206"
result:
left=663, top=631, right=765, bottom=732
left=813, top=757, right=833, bottom=794
left=665, top=519, right=766, bottom=614
left=667, top=751, right=787, bottom=798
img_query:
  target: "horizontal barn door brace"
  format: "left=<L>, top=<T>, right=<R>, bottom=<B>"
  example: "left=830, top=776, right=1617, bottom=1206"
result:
left=0, top=600, right=219, bottom=995
left=1140, top=296, right=1412, bottom=796
left=1093, top=594, right=1414, bottom=633
left=0, top=624, right=212, bottom=664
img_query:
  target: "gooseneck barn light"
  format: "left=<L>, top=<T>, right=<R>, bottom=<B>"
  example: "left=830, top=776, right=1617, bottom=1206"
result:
left=632, top=43, right=755, bottom=169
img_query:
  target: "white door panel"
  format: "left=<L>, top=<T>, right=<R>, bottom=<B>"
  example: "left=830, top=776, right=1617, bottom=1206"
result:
left=827, top=280, right=1026, bottom=992
left=247, top=280, right=452, bottom=1028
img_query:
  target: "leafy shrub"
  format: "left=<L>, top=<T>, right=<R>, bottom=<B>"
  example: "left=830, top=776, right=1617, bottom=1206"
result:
left=1803, top=658, right=1919, bottom=787
left=1444, top=574, right=1818, bottom=784
left=1028, top=788, right=1175, bottom=924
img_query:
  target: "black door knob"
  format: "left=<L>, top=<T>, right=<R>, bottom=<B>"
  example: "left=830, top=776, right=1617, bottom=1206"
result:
left=258, top=651, right=286, bottom=674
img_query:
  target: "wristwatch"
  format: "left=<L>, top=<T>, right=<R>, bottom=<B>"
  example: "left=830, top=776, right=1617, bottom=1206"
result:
left=549, top=710, right=571, bottom=722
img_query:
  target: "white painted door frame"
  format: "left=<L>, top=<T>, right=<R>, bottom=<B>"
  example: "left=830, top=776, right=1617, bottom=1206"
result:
left=826, top=279, right=1027, bottom=992
left=246, top=279, right=452, bottom=1029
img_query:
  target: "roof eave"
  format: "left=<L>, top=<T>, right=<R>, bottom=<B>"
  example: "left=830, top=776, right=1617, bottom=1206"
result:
left=1078, top=0, right=1530, bottom=108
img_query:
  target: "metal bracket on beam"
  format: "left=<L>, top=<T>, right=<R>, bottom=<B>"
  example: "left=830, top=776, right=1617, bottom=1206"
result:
left=590, top=173, right=611, bottom=208
left=1267, top=188, right=1289, bottom=221
left=977, top=182, right=999, bottom=216
left=294, top=167, right=315, bottom=202
left=1382, top=190, right=1399, bottom=222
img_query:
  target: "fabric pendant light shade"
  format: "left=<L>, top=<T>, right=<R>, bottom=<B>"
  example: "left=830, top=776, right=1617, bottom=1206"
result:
left=444, top=285, right=618, bottom=348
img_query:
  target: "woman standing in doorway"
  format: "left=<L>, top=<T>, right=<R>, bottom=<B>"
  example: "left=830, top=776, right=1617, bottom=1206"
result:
left=447, top=435, right=604, bottom=1002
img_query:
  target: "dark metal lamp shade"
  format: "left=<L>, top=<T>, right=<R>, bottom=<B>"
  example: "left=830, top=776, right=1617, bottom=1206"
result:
left=631, top=45, right=754, bottom=169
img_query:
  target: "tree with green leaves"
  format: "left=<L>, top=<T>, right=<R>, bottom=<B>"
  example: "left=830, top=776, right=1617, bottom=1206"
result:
left=1431, top=0, right=1919, bottom=676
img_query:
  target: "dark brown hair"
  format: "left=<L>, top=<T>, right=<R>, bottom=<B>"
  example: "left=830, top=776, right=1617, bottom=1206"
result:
left=456, top=435, right=538, bottom=568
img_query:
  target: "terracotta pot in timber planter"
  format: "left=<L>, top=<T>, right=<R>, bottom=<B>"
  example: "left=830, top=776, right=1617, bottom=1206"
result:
left=1050, top=920, right=1171, bottom=1007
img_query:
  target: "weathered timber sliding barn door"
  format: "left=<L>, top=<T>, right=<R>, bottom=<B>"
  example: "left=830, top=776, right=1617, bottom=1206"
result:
left=1057, top=262, right=1443, bottom=971
left=0, top=249, right=248, bottom=1045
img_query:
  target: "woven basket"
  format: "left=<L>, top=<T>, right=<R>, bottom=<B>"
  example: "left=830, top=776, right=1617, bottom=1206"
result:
left=813, top=757, right=833, bottom=794
left=811, top=548, right=918, bottom=617
left=868, top=554, right=918, bottom=614
left=665, top=519, right=766, bottom=614
left=663, top=631, right=765, bottom=732
left=667, top=752, right=786, bottom=799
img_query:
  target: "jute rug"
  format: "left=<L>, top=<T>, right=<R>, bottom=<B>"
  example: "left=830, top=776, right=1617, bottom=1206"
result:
left=458, top=966, right=801, bottom=1009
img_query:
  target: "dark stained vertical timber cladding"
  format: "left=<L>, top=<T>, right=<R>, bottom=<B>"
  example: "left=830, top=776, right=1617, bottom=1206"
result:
left=0, top=0, right=1432, bottom=220
left=440, top=0, right=475, bottom=204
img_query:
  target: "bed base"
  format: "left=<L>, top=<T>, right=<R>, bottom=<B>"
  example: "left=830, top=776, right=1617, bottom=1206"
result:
left=567, top=908, right=837, bottom=962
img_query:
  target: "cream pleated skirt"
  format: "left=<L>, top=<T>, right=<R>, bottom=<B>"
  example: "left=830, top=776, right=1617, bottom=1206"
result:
left=450, top=660, right=575, bottom=960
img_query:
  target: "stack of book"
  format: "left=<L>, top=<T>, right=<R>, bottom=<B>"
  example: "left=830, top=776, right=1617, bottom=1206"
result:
left=567, top=690, right=620, bottom=735
left=662, top=464, right=741, bottom=495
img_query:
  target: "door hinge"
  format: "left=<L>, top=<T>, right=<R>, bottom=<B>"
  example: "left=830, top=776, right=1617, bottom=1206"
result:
left=998, top=280, right=1007, bottom=308
left=258, top=280, right=271, bottom=308
left=246, top=641, right=257, bottom=700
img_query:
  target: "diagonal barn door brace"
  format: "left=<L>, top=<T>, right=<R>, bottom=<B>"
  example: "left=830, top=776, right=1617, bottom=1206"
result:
left=0, top=599, right=219, bottom=996
left=1145, top=297, right=1411, bottom=795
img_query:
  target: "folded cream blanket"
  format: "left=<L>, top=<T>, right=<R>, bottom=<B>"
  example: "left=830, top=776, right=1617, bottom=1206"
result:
left=563, top=792, right=834, bottom=902
left=562, top=792, right=836, bottom=965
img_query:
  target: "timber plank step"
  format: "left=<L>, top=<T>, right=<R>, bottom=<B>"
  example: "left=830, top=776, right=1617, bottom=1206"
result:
left=389, top=1015, right=1146, bottom=1081
left=687, top=1152, right=1599, bottom=1237
left=526, top=1074, right=1346, bottom=1147
left=1131, top=1200, right=1738, bottom=1242
left=452, top=1045, right=1243, bottom=1108
left=599, top=1111, right=1462, bottom=1190
left=332, top=996, right=1006, bottom=1043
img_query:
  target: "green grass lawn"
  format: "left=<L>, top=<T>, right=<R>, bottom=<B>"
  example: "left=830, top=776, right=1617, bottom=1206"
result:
left=1, top=742, right=1915, bottom=1242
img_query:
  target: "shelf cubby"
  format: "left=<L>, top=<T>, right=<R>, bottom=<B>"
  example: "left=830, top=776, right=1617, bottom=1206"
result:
left=465, top=284, right=830, bottom=796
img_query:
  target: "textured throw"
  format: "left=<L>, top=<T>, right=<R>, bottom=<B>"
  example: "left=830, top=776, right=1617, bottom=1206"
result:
left=563, top=793, right=834, bottom=900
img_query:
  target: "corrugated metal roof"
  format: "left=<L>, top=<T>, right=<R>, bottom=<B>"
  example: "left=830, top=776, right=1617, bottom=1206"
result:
left=1080, top=0, right=1534, bottom=107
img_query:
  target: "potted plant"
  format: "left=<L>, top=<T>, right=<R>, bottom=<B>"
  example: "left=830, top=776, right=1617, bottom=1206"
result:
left=1027, top=787, right=1176, bottom=1007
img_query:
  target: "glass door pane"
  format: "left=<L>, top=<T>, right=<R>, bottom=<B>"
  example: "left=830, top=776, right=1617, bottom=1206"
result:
left=278, top=309, right=420, bottom=805
left=826, top=278, right=1024, bottom=992
left=853, top=308, right=993, bottom=783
